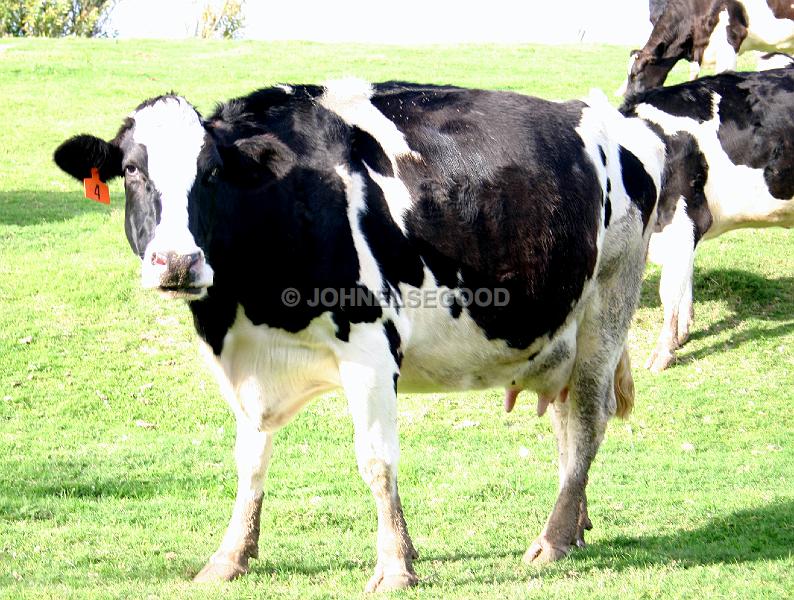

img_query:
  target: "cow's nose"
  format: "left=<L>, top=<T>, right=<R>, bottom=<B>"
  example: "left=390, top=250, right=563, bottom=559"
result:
left=154, top=251, right=204, bottom=288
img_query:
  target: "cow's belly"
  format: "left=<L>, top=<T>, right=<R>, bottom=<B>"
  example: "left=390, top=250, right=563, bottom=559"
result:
left=202, top=277, right=588, bottom=427
left=704, top=166, right=794, bottom=237
left=396, top=296, right=581, bottom=397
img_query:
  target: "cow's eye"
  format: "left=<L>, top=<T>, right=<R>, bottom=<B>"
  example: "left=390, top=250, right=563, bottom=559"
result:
left=125, top=164, right=138, bottom=175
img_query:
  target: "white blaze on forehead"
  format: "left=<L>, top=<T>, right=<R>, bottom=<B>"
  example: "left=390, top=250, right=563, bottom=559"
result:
left=132, top=97, right=206, bottom=255
left=702, top=10, right=737, bottom=73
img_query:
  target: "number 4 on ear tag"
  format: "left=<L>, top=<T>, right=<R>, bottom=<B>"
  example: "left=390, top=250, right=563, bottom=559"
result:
left=83, top=168, right=110, bottom=204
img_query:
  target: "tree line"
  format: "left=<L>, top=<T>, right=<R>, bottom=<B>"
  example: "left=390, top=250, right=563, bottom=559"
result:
left=0, top=0, right=244, bottom=38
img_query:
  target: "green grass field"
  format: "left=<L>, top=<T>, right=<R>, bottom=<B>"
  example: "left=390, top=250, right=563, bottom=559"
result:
left=0, top=39, right=791, bottom=599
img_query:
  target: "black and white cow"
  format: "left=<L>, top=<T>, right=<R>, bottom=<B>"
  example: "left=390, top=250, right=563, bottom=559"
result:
left=621, top=68, right=794, bottom=372
left=54, top=80, right=662, bottom=590
left=620, top=0, right=794, bottom=97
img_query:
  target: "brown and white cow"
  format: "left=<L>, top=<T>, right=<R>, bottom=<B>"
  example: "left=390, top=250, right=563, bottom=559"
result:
left=622, top=68, right=794, bottom=371
left=620, top=0, right=794, bottom=97
left=53, top=81, right=662, bottom=590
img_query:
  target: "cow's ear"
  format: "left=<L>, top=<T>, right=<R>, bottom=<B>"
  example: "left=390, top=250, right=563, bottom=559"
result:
left=222, top=134, right=296, bottom=182
left=235, top=134, right=296, bottom=179
left=53, top=134, right=123, bottom=182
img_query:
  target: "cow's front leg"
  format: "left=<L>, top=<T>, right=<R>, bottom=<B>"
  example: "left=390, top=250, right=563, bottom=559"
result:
left=524, top=372, right=608, bottom=564
left=194, top=417, right=273, bottom=582
left=339, top=352, right=418, bottom=593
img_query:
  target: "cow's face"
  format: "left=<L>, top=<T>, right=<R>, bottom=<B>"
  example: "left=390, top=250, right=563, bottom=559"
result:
left=54, top=96, right=215, bottom=300
left=623, top=49, right=678, bottom=98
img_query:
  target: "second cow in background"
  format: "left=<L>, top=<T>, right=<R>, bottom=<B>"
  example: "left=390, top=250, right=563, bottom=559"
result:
left=622, top=68, right=794, bottom=372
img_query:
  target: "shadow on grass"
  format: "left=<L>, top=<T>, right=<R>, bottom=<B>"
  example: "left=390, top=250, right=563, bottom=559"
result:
left=417, top=500, right=793, bottom=588
left=579, top=499, right=794, bottom=571
left=0, top=462, right=181, bottom=512
left=640, top=268, right=794, bottom=364
left=251, top=548, right=525, bottom=589
left=640, top=268, right=793, bottom=317
left=0, top=190, right=110, bottom=226
left=677, top=320, right=794, bottom=367
left=0, top=480, right=164, bottom=522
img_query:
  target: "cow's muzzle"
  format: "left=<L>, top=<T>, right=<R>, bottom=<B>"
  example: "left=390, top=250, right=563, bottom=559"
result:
left=142, top=249, right=214, bottom=299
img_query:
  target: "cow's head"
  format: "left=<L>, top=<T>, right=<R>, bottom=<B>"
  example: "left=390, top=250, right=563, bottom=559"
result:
left=622, top=48, right=681, bottom=98
left=621, top=0, right=748, bottom=98
left=54, top=95, right=296, bottom=300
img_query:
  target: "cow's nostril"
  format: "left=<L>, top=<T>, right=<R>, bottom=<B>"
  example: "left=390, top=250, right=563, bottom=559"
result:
left=155, top=251, right=206, bottom=290
left=187, top=252, right=203, bottom=272
left=152, top=252, right=168, bottom=266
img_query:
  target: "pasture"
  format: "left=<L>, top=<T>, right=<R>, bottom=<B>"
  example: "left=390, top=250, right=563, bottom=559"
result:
left=0, top=39, right=792, bottom=599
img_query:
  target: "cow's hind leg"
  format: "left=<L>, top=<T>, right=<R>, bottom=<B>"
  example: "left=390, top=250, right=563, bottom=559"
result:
left=546, top=345, right=634, bottom=553
left=339, top=330, right=418, bottom=593
left=524, top=364, right=610, bottom=564
left=547, top=400, right=593, bottom=549
left=526, top=223, right=643, bottom=564
left=194, top=417, right=273, bottom=582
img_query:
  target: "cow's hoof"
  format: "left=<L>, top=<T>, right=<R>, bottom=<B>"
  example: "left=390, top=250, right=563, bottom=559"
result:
left=644, top=348, right=674, bottom=373
left=193, top=559, right=248, bottom=583
left=522, top=537, right=569, bottom=565
left=364, top=565, right=418, bottom=593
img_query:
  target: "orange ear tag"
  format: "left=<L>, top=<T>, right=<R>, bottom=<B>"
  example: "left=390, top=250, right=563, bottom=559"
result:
left=83, top=168, right=110, bottom=204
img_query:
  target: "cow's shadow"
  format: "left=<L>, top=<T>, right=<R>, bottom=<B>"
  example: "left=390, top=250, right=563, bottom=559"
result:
left=639, top=268, right=794, bottom=364
left=640, top=268, right=793, bottom=317
left=0, top=190, right=111, bottom=227
left=8, top=462, right=790, bottom=585
left=574, top=499, right=794, bottom=572
left=417, top=500, right=793, bottom=588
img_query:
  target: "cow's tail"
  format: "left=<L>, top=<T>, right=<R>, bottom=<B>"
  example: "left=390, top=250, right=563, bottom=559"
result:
left=613, top=346, right=635, bottom=419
